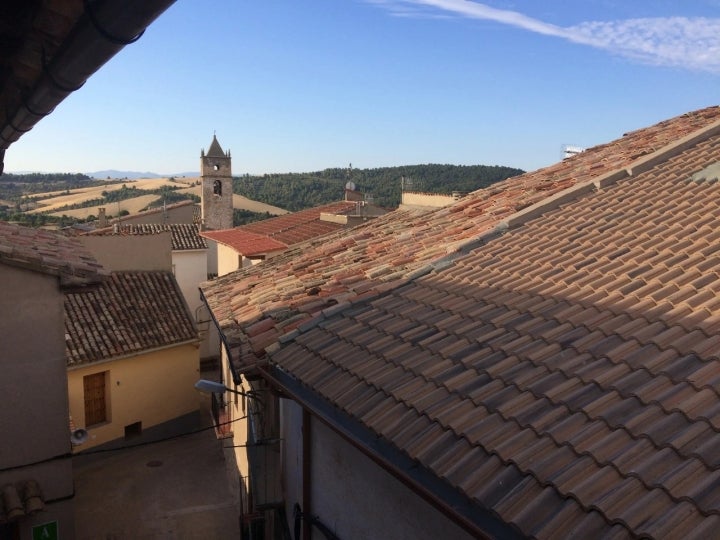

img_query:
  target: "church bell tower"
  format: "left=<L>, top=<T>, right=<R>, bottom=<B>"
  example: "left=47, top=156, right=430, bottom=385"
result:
left=200, top=135, right=233, bottom=231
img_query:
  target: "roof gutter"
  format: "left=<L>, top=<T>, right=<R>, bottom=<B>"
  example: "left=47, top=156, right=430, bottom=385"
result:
left=260, top=363, right=524, bottom=540
left=0, top=0, right=176, bottom=171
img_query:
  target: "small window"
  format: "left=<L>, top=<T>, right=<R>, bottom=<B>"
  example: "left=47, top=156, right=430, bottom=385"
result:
left=125, top=422, right=142, bottom=439
left=213, top=179, right=222, bottom=196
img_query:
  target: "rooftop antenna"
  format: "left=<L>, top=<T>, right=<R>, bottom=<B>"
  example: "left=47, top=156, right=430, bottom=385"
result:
left=562, top=144, right=585, bottom=160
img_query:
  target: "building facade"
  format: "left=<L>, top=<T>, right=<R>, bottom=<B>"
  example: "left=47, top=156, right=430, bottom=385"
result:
left=0, top=223, right=105, bottom=540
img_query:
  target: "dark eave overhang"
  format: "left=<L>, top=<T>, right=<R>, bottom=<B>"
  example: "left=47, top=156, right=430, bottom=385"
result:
left=262, top=363, right=525, bottom=540
left=0, top=0, right=176, bottom=173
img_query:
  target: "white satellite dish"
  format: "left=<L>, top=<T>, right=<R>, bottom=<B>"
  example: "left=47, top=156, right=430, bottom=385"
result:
left=345, top=181, right=356, bottom=191
left=71, top=428, right=89, bottom=446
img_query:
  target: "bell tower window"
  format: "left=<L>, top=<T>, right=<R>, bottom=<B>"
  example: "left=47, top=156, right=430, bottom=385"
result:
left=213, top=180, right=222, bottom=196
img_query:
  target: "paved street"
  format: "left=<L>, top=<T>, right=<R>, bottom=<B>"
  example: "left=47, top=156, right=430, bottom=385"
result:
left=73, top=406, right=240, bottom=539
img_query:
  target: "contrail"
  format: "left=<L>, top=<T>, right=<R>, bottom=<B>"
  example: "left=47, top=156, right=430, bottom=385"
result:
left=370, top=0, right=720, bottom=73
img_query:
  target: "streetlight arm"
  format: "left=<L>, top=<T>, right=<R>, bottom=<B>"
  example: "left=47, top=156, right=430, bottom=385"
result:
left=194, top=379, right=262, bottom=402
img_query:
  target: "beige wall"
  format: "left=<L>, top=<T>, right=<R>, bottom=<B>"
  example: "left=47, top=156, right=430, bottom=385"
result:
left=216, top=243, right=283, bottom=277
left=173, top=249, right=219, bottom=360
left=80, top=233, right=172, bottom=272
left=217, top=243, right=241, bottom=277
left=67, top=342, right=200, bottom=450
left=0, top=264, right=76, bottom=537
left=214, top=348, right=252, bottom=511
left=400, top=191, right=458, bottom=209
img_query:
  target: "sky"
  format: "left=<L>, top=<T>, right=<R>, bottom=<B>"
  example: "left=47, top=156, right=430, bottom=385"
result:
left=5, top=0, right=720, bottom=176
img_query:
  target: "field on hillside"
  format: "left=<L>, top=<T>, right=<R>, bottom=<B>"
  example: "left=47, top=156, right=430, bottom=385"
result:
left=45, top=195, right=161, bottom=219
left=24, top=177, right=288, bottom=218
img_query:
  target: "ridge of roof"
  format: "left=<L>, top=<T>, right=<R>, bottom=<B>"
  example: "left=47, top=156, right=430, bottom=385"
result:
left=498, top=112, right=720, bottom=233
left=0, top=221, right=106, bottom=287
left=200, top=105, right=720, bottom=371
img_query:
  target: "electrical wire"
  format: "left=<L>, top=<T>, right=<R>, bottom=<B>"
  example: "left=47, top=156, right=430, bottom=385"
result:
left=71, top=414, right=247, bottom=456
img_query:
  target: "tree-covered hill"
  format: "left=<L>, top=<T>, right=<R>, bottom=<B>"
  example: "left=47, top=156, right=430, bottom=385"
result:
left=233, top=164, right=524, bottom=211
left=0, top=172, right=104, bottom=198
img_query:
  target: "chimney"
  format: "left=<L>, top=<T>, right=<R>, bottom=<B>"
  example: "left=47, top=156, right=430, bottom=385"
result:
left=97, top=207, right=108, bottom=228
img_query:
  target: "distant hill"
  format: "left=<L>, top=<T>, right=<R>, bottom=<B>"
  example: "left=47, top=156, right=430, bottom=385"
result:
left=234, top=163, right=525, bottom=211
left=86, top=170, right=199, bottom=180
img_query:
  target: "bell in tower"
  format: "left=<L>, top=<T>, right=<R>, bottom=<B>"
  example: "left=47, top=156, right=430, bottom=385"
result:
left=200, top=134, right=233, bottom=231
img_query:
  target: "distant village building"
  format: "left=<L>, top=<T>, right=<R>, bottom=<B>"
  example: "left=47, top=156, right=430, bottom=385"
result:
left=201, top=195, right=388, bottom=276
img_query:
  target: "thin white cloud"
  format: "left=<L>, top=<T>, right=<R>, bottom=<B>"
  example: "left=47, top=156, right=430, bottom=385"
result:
left=372, top=0, right=720, bottom=73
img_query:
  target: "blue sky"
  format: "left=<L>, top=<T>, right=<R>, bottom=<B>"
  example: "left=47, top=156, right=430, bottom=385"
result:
left=5, top=0, right=720, bottom=175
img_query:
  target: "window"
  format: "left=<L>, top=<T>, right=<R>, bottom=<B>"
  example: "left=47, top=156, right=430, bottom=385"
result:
left=213, top=179, right=222, bottom=196
left=125, top=421, right=142, bottom=439
left=84, top=372, right=107, bottom=426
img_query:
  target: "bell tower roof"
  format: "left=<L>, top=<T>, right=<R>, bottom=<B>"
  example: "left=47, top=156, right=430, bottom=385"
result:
left=207, top=135, right=225, bottom=157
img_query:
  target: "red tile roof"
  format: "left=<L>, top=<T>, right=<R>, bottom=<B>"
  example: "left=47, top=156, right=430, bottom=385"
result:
left=0, top=221, right=106, bottom=287
left=200, top=201, right=359, bottom=255
left=201, top=229, right=287, bottom=257
left=201, top=106, right=720, bottom=538
left=65, top=271, right=198, bottom=366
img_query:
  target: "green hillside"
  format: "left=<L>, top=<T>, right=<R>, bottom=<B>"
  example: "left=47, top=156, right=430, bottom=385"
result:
left=233, top=164, right=524, bottom=211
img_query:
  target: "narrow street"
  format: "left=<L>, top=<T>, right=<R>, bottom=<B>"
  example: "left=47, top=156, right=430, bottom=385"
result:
left=73, top=402, right=240, bottom=539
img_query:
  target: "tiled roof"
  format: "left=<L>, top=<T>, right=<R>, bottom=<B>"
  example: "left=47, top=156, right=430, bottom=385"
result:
left=201, top=106, right=720, bottom=367
left=207, top=135, right=225, bottom=157
left=200, top=201, right=359, bottom=254
left=201, top=229, right=287, bottom=257
left=270, top=128, right=720, bottom=538
left=0, top=221, right=106, bottom=287
left=200, top=106, right=720, bottom=538
left=87, top=223, right=207, bottom=250
left=65, top=271, right=198, bottom=366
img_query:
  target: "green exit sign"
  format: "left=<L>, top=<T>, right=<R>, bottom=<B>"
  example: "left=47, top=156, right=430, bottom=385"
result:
left=32, top=521, right=58, bottom=540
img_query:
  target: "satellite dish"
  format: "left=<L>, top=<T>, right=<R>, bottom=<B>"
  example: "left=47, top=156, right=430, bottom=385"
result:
left=71, top=428, right=89, bottom=446
left=345, top=181, right=356, bottom=191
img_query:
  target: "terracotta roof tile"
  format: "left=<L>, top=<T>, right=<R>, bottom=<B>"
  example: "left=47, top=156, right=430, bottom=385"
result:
left=86, top=223, right=207, bottom=250
left=65, top=271, right=198, bottom=365
left=200, top=201, right=361, bottom=255
left=0, top=221, right=106, bottom=286
left=203, top=107, right=720, bottom=537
